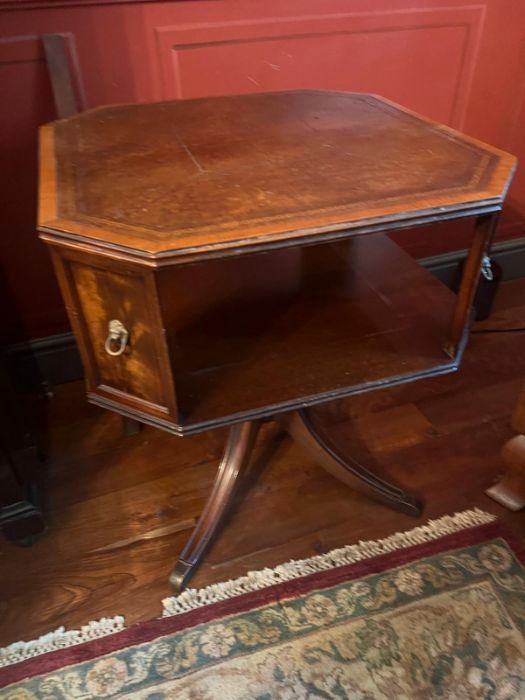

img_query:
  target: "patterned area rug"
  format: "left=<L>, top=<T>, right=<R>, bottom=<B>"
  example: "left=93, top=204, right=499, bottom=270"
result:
left=2, top=509, right=525, bottom=699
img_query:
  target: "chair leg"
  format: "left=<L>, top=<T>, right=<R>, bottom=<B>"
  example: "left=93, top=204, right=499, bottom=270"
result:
left=486, top=435, right=525, bottom=511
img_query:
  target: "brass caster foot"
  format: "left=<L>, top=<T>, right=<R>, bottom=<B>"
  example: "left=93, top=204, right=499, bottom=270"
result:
left=397, top=494, right=424, bottom=517
left=169, top=560, right=193, bottom=592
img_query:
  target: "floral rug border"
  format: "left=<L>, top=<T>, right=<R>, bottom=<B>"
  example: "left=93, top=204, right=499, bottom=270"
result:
left=1, top=507, right=523, bottom=689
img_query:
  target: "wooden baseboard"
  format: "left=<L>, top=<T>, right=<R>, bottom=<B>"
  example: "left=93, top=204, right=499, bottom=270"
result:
left=4, top=332, right=83, bottom=390
left=421, top=235, right=525, bottom=287
left=4, top=236, right=525, bottom=389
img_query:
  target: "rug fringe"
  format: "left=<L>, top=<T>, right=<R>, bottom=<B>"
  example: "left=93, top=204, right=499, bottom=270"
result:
left=0, top=508, right=496, bottom=668
left=0, top=616, right=126, bottom=669
left=162, top=507, right=496, bottom=617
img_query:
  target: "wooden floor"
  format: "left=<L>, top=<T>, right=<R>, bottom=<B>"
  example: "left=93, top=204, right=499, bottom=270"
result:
left=1, top=278, right=525, bottom=647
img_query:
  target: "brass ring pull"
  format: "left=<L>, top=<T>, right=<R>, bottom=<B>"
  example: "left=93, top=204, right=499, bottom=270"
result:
left=105, top=319, right=129, bottom=356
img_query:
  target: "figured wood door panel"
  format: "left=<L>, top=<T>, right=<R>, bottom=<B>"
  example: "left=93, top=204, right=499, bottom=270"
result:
left=65, top=261, right=172, bottom=413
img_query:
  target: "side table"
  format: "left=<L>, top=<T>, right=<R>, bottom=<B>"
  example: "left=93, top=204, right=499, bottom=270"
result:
left=38, top=90, right=516, bottom=589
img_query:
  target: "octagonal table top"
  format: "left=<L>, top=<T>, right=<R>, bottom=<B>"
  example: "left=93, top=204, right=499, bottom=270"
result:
left=39, top=90, right=516, bottom=265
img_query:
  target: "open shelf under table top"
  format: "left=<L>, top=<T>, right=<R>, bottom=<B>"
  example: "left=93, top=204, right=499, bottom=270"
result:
left=168, top=234, right=459, bottom=432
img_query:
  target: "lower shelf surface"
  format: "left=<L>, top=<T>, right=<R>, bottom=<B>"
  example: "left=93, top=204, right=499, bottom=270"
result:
left=170, top=234, right=458, bottom=432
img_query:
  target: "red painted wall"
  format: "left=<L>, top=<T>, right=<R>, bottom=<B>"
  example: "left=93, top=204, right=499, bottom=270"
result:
left=1, top=0, right=524, bottom=342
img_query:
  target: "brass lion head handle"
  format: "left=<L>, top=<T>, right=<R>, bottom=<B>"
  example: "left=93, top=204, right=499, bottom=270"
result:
left=104, top=319, right=129, bottom=356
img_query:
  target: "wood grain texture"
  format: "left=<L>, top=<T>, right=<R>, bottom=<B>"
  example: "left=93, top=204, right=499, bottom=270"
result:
left=0, top=277, right=524, bottom=647
left=48, top=246, right=178, bottom=423
left=38, top=91, right=516, bottom=263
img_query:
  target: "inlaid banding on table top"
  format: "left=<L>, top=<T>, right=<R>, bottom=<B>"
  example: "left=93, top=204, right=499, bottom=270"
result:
left=39, top=91, right=516, bottom=259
